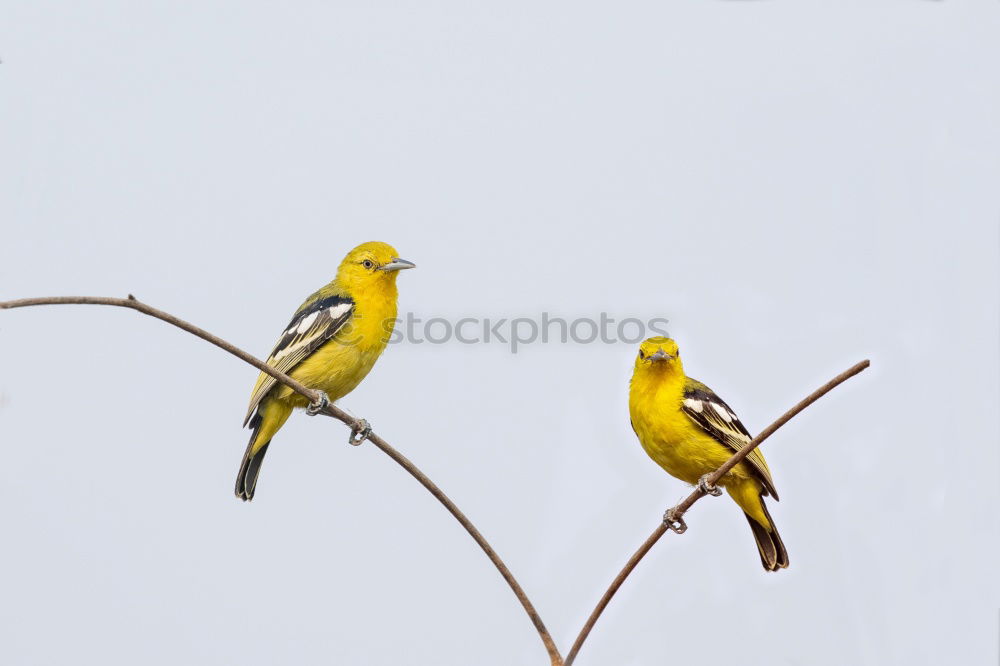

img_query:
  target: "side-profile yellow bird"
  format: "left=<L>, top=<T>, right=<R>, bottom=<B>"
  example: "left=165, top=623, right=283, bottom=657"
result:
left=628, top=337, right=788, bottom=571
left=235, top=241, right=415, bottom=501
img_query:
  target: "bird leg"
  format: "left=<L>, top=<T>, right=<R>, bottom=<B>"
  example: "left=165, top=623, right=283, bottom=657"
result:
left=305, top=391, right=330, bottom=416
left=697, top=474, right=723, bottom=497
left=663, top=507, right=687, bottom=534
left=349, top=419, right=372, bottom=446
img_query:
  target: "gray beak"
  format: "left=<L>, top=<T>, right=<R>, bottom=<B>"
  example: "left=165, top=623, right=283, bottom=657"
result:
left=648, top=349, right=672, bottom=362
left=379, top=258, right=416, bottom=272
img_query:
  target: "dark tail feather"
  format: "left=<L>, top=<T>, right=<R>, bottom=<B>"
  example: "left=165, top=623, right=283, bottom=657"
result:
left=235, top=415, right=270, bottom=501
left=744, top=501, right=789, bottom=572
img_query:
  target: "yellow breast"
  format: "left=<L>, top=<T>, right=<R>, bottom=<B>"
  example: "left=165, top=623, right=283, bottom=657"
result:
left=629, top=370, right=751, bottom=487
left=276, top=282, right=399, bottom=407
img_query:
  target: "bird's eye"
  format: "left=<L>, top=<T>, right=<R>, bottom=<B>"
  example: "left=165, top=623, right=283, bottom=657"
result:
left=362, top=259, right=375, bottom=270
left=638, top=349, right=645, bottom=359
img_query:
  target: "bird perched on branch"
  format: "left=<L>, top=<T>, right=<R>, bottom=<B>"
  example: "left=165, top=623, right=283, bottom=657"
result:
left=235, top=241, right=415, bottom=500
left=628, top=337, right=788, bottom=571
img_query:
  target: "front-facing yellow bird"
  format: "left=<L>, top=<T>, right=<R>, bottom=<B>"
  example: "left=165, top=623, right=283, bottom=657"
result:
left=628, top=337, right=789, bottom=571
left=235, top=241, right=415, bottom=501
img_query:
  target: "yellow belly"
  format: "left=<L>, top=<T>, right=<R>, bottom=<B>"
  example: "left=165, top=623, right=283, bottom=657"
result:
left=630, top=391, right=754, bottom=488
left=270, top=292, right=395, bottom=409
left=274, top=338, right=383, bottom=408
left=638, top=422, right=753, bottom=486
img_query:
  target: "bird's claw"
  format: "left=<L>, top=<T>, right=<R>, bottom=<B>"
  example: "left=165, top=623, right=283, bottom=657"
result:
left=663, top=507, right=687, bottom=534
left=698, top=474, right=722, bottom=497
left=349, top=419, right=372, bottom=446
left=306, top=392, right=330, bottom=416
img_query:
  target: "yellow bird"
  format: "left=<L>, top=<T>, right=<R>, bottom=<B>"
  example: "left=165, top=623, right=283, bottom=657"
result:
left=628, top=337, right=788, bottom=571
left=235, top=241, right=415, bottom=500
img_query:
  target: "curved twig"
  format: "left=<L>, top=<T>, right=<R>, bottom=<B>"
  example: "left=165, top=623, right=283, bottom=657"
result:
left=0, top=295, right=564, bottom=666
left=563, top=359, right=870, bottom=665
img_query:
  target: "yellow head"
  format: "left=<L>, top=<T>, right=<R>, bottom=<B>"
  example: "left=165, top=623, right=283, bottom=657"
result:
left=634, top=336, right=683, bottom=373
left=335, top=241, right=415, bottom=293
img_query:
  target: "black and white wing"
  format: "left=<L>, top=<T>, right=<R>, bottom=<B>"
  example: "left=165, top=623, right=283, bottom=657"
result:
left=243, top=294, right=355, bottom=425
left=681, top=378, right=779, bottom=499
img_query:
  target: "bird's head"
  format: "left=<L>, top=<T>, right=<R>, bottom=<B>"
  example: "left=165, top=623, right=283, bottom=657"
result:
left=337, top=241, right=415, bottom=292
left=635, top=336, right=682, bottom=372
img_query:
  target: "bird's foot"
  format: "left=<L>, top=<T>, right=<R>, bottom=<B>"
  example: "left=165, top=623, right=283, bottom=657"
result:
left=306, top=391, right=330, bottom=416
left=663, top=507, right=687, bottom=534
left=349, top=419, right=372, bottom=446
left=698, top=474, right=722, bottom=497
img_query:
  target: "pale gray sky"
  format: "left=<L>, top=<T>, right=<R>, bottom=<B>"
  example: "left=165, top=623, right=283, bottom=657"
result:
left=2, top=2, right=998, bottom=665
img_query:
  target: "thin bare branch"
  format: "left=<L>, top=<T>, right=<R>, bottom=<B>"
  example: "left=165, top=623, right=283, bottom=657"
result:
left=563, top=359, right=870, bottom=666
left=1, top=295, right=563, bottom=666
